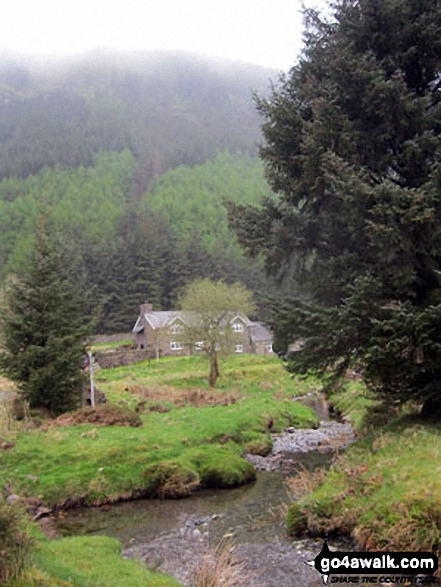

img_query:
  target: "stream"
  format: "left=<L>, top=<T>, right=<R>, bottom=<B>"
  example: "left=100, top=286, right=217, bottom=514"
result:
left=55, top=394, right=354, bottom=586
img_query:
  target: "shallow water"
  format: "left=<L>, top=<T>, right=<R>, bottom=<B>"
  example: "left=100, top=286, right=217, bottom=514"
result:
left=55, top=451, right=330, bottom=547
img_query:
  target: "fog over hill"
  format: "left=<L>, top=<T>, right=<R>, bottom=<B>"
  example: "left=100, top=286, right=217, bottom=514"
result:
left=0, top=50, right=276, bottom=191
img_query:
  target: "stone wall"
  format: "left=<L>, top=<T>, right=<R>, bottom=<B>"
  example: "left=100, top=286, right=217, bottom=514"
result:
left=95, top=349, right=153, bottom=369
left=92, top=333, right=133, bottom=344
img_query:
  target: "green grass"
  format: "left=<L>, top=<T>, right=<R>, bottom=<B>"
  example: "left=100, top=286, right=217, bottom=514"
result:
left=288, top=381, right=441, bottom=563
left=294, top=421, right=441, bottom=553
left=11, top=526, right=180, bottom=587
left=327, top=379, right=381, bottom=434
left=96, top=353, right=320, bottom=389
left=3, top=354, right=316, bottom=586
left=1, top=355, right=318, bottom=507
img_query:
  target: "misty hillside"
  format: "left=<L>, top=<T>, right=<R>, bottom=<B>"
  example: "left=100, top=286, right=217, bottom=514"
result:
left=0, top=50, right=275, bottom=190
left=0, top=51, right=279, bottom=332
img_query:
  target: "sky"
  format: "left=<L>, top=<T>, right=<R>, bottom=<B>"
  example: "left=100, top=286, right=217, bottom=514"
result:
left=2, top=0, right=327, bottom=71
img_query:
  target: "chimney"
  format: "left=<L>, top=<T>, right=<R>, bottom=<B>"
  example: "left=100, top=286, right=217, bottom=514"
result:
left=140, top=302, right=153, bottom=316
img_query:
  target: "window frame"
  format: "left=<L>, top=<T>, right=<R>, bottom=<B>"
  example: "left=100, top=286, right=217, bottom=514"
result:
left=232, top=321, right=244, bottom=333
left=169, top=322, right=184, bottom=334
left=170, top=341, right=183, bottom=351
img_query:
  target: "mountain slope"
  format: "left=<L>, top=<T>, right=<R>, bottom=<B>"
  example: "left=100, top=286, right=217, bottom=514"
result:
left=0, top=150, right=272, bottom=331
left=0, top=51, right=274, bottom=190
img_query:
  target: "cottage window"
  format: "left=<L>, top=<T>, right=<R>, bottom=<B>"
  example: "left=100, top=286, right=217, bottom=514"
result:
left=194, top=341, right=204, bottom=351
left=235, top=344, right=243, bottom=353
left=266, top=344, right=273, bottom=353
left=232, top=322, right=243, bottom=333
left=170, top=323, right=184, bottom=334
left=170, top=341, right=183, bottom=351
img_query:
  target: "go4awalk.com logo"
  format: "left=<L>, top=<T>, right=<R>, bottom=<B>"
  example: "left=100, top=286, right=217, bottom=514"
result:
left=306, top=541, right=439, bottom=584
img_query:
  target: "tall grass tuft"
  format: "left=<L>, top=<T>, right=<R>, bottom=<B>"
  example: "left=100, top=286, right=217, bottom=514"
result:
left=192, top=541, right=248, bottom=587
left=0, top=376, right=24, bottom=437
left=0, top=499, right=33, bottom=585
left=284, top=465, right=328, bottom=501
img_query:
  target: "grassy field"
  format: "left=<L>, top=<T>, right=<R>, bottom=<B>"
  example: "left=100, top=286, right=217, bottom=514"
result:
left=95, top=353, right=323, bottom=406
left=287, top=382, right=441, bottom=565
left=1, top=354, right=318, bottom=508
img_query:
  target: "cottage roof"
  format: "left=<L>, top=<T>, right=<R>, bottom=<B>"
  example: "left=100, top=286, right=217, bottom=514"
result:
left=145, top=311, right=188, bottom=329
left=250, top=322, right=273, bottom=343
left=133, top=321, right=143, bottom=333
left=230, top=314, right=254, bottom=327
left=132, top=309, right=254, bottom=331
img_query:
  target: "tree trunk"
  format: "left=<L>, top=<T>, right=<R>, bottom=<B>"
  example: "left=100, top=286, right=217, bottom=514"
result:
left=209, top=353, right=219, bottom=387
left=214, top=353, right=220, bottom=378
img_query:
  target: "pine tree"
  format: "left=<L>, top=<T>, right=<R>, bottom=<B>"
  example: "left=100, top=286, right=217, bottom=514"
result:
left=230, top=0, right=441, bottom=412
left=0, top=219, right=94, bottom=415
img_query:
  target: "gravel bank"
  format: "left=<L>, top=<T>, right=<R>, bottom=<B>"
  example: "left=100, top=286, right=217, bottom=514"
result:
left=246, top=420, right=355, bottom=471
left=124, top=517, right=326, bottom=587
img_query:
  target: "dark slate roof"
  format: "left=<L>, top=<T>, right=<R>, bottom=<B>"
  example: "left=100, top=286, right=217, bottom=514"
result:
left=145, top=311, right=187, bottom=329
left=133, top=310, right=253, bottom=331
left=250, top=322, right=273, bottom=343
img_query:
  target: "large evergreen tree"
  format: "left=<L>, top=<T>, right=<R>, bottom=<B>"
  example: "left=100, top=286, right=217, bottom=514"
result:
left=230, top=0, right=441, bottom=411
left=0, top=219, right=93, bottom=415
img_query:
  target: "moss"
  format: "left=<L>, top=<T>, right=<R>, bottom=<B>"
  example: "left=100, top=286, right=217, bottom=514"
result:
left=143, top=461, right=200, bottom=498
left=195, top=451, right=256, bottom=488
left=286, top=503, right=307, bottom=537
left=244, top=433, right=273, bottom=456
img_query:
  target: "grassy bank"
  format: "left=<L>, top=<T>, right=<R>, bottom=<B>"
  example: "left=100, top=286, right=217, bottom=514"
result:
left=287, top=382, right=441, bottom=561
left=1, top=355, right=318, bottom=508
left=10, top=525, right=180, bottom=587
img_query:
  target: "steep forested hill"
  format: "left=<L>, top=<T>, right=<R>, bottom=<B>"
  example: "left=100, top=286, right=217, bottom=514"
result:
left=144, top=151, right=269, bottom=254
left=0, top=151, right=271, bottom=331
left=0, top=51, right=277, bottom=332
left=0, top=150, right=136, bottom=277
left=0, top=51, right=273, bottom=190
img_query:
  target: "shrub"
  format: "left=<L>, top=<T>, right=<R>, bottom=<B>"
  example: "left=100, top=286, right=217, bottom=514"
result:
left=192, top=540, right=248, bottom=587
